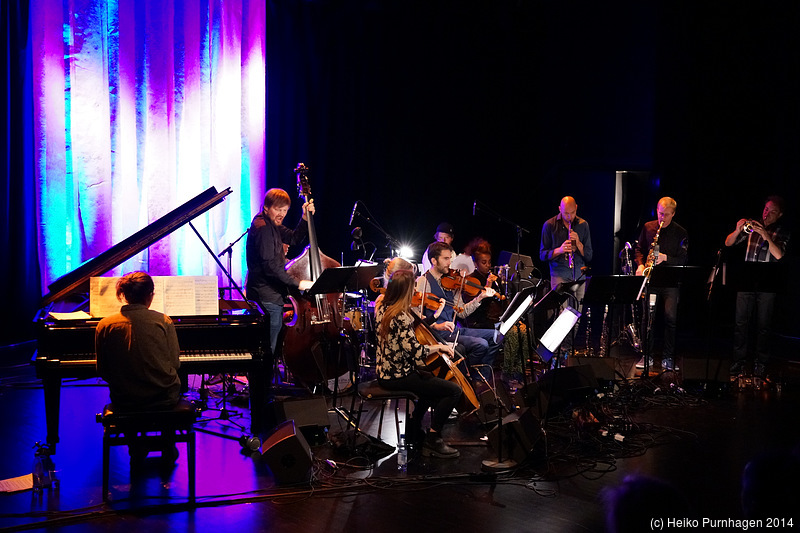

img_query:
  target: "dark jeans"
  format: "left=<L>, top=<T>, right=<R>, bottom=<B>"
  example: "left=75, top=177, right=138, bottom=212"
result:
left=647, top=287, right=679, bottom=359
left=379, top=372, right=461, bottom=433
left=441, top=326, right=501, bottom=381
left=733, top=291, right=776, bottom=364
left=262, top=302, right=284, bottom=356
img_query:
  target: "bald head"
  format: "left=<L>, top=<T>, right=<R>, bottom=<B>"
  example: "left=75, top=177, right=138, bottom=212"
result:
left=559, top=196, right=578, bottom=225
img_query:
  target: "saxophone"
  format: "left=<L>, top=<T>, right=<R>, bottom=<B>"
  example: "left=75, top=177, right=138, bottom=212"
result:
left=641, top=220, right=664, bottom=278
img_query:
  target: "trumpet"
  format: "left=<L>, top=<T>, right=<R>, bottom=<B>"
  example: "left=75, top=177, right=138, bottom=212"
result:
left=742, top=219, right=758, bottom=234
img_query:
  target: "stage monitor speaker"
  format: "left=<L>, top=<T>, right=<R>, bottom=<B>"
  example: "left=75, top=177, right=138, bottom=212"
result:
left=266, top=396, right=330, bottom=430
left=486, top=408, right=542, bottom=464
left=568, top=355, right=616, bottom=381
left=475, top=383, right=515, bottom=426
left=681, top=358, right=730, bottom=382
left=531, top=366, right=598, bottom=417
left=259, top=420, right=313, bottom=485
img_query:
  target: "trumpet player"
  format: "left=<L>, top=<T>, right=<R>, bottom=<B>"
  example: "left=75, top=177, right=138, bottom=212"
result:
left=725, top=196, right=790, bottom=379
left=539, top=196, right=593, bottom=360
left=635, top=197, right=688, bottom=371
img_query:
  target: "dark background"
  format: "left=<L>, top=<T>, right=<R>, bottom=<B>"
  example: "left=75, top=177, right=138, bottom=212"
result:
left=3, top=1, right=798, bottom=347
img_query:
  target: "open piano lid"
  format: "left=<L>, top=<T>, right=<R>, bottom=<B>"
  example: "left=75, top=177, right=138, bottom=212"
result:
left=42, top=186, right=232, bottom=307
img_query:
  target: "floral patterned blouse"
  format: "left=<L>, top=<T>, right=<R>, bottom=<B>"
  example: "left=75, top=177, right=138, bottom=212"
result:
left=375, top=304, right=432, bottom=380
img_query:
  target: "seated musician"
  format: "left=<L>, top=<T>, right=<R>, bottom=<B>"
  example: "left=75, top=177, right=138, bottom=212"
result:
left=415, top=241, right=501, bottom=383
left=95, top=272, right=182, bottom=463
left=375, top=261, right=461, bottom=458
left=462, top=240, right=505, bottom=330
left=245, top=188, right=315, bottom=358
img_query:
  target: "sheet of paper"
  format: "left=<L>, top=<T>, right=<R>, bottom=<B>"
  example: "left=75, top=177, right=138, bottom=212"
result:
left=0, top=473, right=33, bottom=493
left=90, top=276, right=219, bottom=317
left=47, top=310, right=93, bottom=321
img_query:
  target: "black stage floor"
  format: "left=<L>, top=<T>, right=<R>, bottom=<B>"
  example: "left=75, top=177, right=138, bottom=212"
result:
left=2, top=339, right=800, bottom=533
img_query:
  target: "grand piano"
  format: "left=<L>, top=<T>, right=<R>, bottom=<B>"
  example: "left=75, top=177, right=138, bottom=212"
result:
left=34, top=186, right=267, bottom=453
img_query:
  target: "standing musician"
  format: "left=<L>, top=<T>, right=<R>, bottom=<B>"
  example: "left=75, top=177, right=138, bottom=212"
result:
left=245, top=188, right=315, bottom=359
left=375, top=263, right=461, bottom=458
left=539, top=196, right=593, bottom=359
left=421, top=222, right=455, bottom=273
left=724, top=196, right=790, bottom=378
left=415, top=241, right=501, bottom=382
left=634, top=196, right=688, bottom=371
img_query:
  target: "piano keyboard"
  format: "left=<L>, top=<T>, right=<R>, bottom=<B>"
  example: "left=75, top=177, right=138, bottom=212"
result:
left=179, top=350, right=254, bottom=362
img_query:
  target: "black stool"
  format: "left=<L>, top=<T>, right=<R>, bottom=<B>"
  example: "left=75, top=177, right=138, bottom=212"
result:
left=96, top=399, right=200, bottom=502
left=355, top=380, right=418, bottom=445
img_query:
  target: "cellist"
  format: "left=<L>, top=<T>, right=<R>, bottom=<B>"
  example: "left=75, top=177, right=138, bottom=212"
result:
left=414, top=241, right=502, bottom=384
left=375, top=260, right=461, bottom=458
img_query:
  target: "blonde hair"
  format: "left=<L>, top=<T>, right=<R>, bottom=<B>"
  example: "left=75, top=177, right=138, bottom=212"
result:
left=658, top=197, right=677, bottom=211
left=379, top=269, right=415, bottom=343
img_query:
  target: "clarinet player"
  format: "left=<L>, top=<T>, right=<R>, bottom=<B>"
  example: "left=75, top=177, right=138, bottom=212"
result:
left=634, top=197, right=688, bottom=372
left=539, top=196, right=593, bottom=363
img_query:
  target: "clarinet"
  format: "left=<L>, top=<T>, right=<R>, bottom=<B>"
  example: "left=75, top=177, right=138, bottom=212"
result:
left=583, top=307, right=593, bottom=356
left=567, top=220, right=574, bottom=270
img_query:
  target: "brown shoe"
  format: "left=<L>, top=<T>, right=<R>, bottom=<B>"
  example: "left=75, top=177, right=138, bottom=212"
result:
left=422, top=434, right=460, bottom=458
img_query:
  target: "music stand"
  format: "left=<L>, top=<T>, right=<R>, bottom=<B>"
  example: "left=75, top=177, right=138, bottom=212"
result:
left=642, top=266, right=706, bottom=377
left=723, top=261, right=784, bottom=294
left=535, top=307, right=582, bottom=364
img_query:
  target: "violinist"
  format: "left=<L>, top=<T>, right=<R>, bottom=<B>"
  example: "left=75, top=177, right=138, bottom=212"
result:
left=539, top=196, right=593, bottom=361
left=415, top=241, right=502, bottom=383
left=375, top=262, right=461, bottom=458
left=245, top=188, right=315, bottom=359
left=463, top=240, right=505, bottom=330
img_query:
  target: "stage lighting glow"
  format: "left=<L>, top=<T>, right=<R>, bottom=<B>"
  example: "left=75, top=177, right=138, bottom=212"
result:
left=397, top=245, right=415, bottom=260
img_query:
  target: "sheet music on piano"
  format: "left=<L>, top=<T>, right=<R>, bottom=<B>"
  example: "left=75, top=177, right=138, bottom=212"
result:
left=89, top=276, right=220, bottom=317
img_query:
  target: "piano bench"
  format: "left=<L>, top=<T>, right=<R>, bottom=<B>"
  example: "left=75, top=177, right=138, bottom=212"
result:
left=355, top=380, right=418, bottom=446
left=96, top=399, right=200, bottom=502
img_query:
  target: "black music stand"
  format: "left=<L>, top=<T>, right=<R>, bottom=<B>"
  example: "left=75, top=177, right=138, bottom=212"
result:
left=723, top=261, right=784, bottom=294
left=643, top=266, right=706, bottom=377
left=584, top=275, right=644, bottom=363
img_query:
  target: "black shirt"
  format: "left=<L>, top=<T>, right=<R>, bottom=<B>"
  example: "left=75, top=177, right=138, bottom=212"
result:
left=245, top=212, right=309, bottom=306
left=635, top=220, right=689, bottom=267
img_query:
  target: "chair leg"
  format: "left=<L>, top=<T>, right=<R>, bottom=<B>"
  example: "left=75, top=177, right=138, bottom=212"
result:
left=188, top=430, right=196, bottom=502
left=376, top=399, right=388, bottom=440
left=102, top=433, right=110, bottom=502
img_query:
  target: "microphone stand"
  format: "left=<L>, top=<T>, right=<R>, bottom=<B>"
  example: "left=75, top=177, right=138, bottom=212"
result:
left=217, top=228, right=249, bottom=300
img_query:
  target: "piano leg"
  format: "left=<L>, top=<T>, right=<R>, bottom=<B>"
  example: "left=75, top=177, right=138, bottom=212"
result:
left=248, top=359, right=266, bottom=439
left=41, top=372, right=63, bottom=454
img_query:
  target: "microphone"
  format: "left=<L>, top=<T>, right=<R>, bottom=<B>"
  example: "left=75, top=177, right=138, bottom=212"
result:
left=350, top=241, right=363, bottom=251
left=473, top=201, right=476, bottom=216
left=349, top=201, right=359, bottom=226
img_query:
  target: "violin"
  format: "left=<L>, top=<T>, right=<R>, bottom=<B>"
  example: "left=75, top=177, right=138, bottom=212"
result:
left=368, top=279, right=464, bottom=313
left=440, top=270, right=506, bottom=300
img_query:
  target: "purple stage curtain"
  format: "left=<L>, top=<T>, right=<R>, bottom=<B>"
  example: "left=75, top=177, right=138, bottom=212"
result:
left=30, top=0, right=266, bottom=293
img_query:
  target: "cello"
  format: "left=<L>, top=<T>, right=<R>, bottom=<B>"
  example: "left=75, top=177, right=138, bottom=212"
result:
left=411, top=311, right=480, bottom=415
left=279, top=163, right=354, bottom=387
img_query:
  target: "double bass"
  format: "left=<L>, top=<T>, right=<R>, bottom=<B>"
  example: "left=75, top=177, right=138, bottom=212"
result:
left=279, top=164, right=353, bottom=387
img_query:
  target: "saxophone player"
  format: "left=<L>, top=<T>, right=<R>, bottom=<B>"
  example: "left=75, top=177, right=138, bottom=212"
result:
left=634, top=197, right=689, bottom=371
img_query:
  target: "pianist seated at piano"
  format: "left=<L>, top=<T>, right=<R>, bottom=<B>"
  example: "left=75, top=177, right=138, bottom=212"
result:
left=95, top=271, right=182, bottom=412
